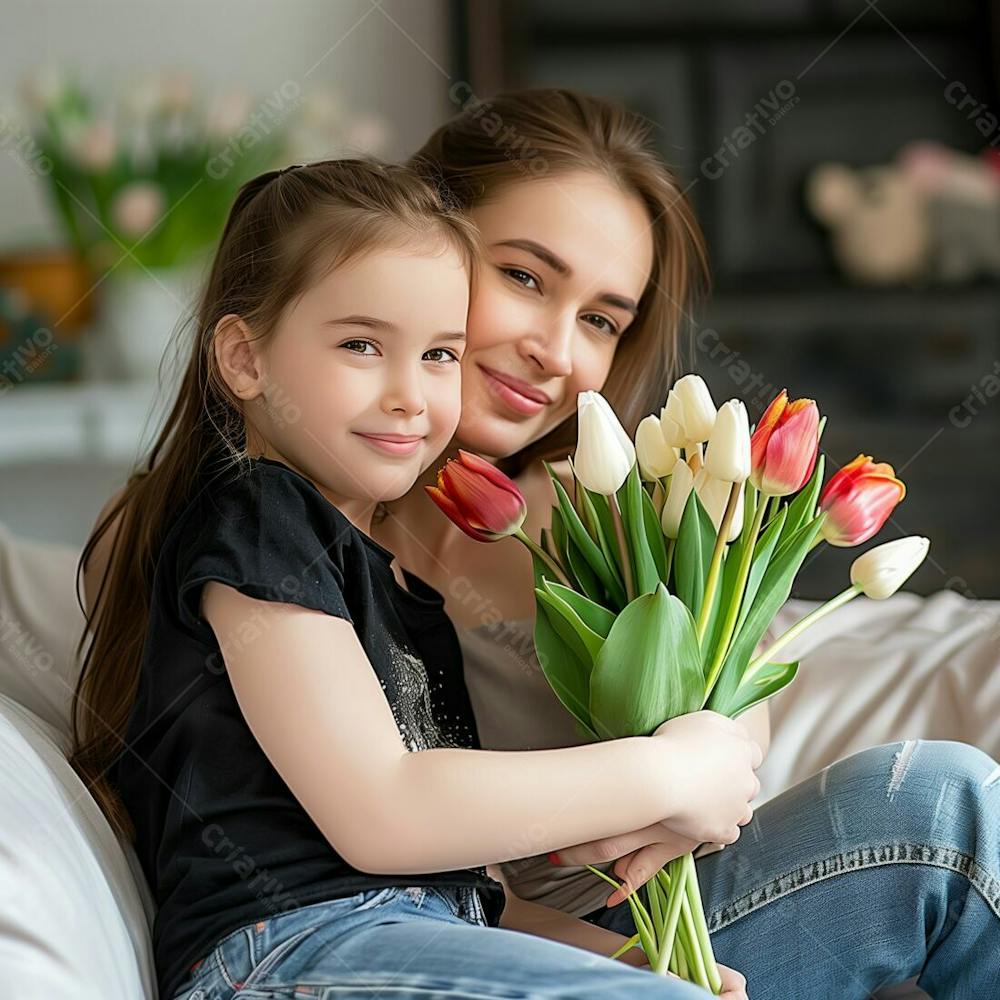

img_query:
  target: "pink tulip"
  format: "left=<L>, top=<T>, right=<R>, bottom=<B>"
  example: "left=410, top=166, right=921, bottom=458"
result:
left=749, top=390, right=820, bottom=497
left=425, top=449, right=527, bottom=542
left=819, top=454, right=906, bottom=547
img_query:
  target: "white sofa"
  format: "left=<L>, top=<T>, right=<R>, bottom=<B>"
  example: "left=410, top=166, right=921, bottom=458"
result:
left=4, top=519, right=997, bottom=998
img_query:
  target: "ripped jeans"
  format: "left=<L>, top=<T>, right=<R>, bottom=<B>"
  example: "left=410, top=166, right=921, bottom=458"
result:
left=584, top=739, right=1000, bottom=999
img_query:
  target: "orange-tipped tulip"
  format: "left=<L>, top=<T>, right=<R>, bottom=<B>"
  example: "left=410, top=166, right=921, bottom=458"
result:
left=425, top=449, right=527, bottom=542
left=750, top=390, right=820, bottom=497
left=819, top=454, right=905, bottom=547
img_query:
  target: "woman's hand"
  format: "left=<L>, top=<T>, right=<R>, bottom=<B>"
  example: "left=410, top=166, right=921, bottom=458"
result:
left=621, top=949, right=749, bottom=999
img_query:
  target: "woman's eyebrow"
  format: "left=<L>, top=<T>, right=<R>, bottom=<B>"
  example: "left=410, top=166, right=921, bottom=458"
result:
left=493, top=239, right=638, bottom=316
left=323, top=315, right=466, bottom=340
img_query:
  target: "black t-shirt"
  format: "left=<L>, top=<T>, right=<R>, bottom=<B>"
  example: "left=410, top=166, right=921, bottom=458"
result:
left=111, top=455, right=505, bottom=1000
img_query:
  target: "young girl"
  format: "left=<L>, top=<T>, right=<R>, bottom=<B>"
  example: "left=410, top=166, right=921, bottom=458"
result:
left=73, top=158, right=760, bottom=1000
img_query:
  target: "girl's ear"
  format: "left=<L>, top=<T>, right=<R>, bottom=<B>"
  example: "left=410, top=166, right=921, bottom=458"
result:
left=214, top=314, right=266, bottom=400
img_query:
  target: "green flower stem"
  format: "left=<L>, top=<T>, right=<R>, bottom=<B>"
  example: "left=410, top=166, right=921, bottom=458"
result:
left=512, top=528, right=571, bottom=588
left=610, top=493, right=636, bottom=602
left=609, top=932, right=641, bottom=962
left=664, top=537, right=676, bottom=586
left=653, top=860, right=686, bottom=975
left=696, top=481, right=743, bottom=643
left=702, top=493, right=768, bottom=704
left=745, top=583, right=862, bottom=678
left=684, top=853, right=722, bottom=994
left=680, top=890, right=711, bottom=988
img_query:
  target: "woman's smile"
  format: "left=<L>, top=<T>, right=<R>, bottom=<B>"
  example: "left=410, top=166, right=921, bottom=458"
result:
left=477, top=363, right=552, bottom=417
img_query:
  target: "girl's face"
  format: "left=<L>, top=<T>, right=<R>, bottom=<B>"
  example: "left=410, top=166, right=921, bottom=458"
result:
left=236, top=245, right=470, bottom=517
left=458, top=170, right=655, bottom=461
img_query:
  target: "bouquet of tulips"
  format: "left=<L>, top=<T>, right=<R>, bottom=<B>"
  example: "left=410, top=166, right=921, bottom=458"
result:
left=427, top=376, right=929, bottom=992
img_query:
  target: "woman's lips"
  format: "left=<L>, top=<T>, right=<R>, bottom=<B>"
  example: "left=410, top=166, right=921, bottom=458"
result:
left=353, top=432, right=424, bottom=457
left=478, top=364, right=549, bottom=416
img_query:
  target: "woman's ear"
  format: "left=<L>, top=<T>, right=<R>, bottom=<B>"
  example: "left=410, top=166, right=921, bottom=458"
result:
left=214, top=314, right=266, bottom=400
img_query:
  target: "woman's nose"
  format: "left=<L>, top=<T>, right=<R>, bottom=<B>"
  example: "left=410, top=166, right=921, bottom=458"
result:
left=520, top=311, right=575, bottom=377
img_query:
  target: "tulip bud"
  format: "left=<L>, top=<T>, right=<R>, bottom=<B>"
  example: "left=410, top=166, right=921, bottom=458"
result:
left=574, top=391, right=636, bottom=495
left=672, top=374, right=716, bottom=444
left=636, top=414, right=678, bottom=480
left=694, top=468, right=744, bottom=543
left=659, top=390, right=687, bottom=449
left=661, top=458, right=694, bottom=538
left=426, top=449, right=527, bottom=542
left=650, top=479, right=667, bottom=517
left=704, top=400, right=751, bottom=484
left=819, top=454, right=905, bottom=547
left=850, top=536, right=929, bottom=599
left=750, top=390, right=820, bottom=497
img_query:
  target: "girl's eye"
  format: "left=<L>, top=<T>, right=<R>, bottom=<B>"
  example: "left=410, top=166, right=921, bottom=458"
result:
left=582, top=313, right=620, bottom=337
left=341, top=339, right=379, bottom=356
left=424, top=347, right=461, bottom=364
left=501, top=266, right=540, bottom=292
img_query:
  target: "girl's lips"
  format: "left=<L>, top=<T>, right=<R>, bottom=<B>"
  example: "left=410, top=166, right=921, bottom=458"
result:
left=478, top=364, right=548, bottom=416
left=354, top=433, right=424, bottom=457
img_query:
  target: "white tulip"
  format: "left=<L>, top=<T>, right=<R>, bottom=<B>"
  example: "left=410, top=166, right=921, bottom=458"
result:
left=693, top=468, right=744, bottom=543
left=661, top=458, right=694, bottom=538
left=574, top=391, right=636, bottom=495
left=650, top=479, right=667, bottom=517
left=660, top=390, right=687, bottom=448
left=672, top=374, right=717, bottom=444
left=850, top=537, right=930, bottom=599
left=704, top=400, right=751, bottom=483
left=636, top=414, right=678, bottom=480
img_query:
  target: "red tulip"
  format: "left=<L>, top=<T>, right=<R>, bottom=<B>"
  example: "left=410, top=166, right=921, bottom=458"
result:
left=750, top=390, right=820, bottom=497
left=425, top=449, right=527, bottom=542
left=819, top=454, right=906, bottom=547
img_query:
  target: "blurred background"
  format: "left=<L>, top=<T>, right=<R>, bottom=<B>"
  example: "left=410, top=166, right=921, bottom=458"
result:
left=1, top=0, right=998, bottom=599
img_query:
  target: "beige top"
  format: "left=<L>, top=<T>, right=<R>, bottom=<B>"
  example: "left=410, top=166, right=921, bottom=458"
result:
left=457, top=615, right=726, bottom=918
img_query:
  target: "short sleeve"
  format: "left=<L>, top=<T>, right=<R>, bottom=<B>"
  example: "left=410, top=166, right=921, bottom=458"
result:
left=175, top=462, right=354, bottom=635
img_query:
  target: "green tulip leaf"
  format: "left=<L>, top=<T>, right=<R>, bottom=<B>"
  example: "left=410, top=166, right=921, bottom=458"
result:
left=590, top=583, right=704, bottom=739
left=673, top=489, right=716, bottom=620
left=545, top=465, right=627, bottom=608
left=733, top=505, right=788, bottom=637
left=540, top=579, right=615, bottom=639
left=723, top=661, right=799, bottom=718
left=617, top=463, right=660, bottom=595
left=779, top=453, right=825, bottom=548
left=706, top=517, right=822, bottom=713
left=535, top=587, right=605, bottom=666
left=579, top=484, right=626, bottom=583
left=640, top=484, right=669, bottom=586
left=533, top=598, right=598, bottom=737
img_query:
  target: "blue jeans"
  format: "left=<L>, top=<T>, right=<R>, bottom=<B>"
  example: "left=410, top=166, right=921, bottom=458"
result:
left=170, top=739, right=999, bottom=999
left=169, top=883, right=703, bottom=998
left=585, top=739, right=1000, bottom=998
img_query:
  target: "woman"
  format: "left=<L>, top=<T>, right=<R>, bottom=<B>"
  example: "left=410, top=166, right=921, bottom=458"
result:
left=84, top=90, right=1000, bottom=997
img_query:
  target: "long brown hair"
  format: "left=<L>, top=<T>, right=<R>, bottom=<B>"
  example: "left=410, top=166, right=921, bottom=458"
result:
left=408, top=87, right=711, bottom=477
left=71, top=158, right=481, bottom=840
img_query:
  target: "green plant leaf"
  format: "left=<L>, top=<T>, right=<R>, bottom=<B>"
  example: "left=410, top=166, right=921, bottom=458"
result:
left=579, top=485, right=625, bottom=585
left=590, top=583, right=704, bottom=739
left=673, top=490, right=716, bottom=620
left=617, top=463, right=660, bottom=595
left=540, top=580, right=615, bottom=639
left=545, top=465, right=627, bottom=608
left=734, top=505, right=787, bottom=637
left=706, top=517, right=822, bottom=714
left=640, top=486, right=669, bottom=585
left=533, top=599, right=597, bottom=736
left=726, top=661, right=799, bottom=718
left=535, top=586, right=606, bottom=665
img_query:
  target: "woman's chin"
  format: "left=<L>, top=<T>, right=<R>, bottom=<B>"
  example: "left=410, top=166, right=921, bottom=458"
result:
left=455, top=408, right=549, bottom=463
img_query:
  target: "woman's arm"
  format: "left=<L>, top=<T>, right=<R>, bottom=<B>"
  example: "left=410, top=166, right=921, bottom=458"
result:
left=205, top=581, right=679, bottom=873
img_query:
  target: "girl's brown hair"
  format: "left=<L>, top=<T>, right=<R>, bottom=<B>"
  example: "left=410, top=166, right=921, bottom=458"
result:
left=71, top=158, right=481, bottom=840
left=407, top=87, right=711, bottom=478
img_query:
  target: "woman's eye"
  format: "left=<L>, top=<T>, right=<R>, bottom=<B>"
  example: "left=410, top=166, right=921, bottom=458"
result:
left=501, top=266, right=540, bottom=291
left=583, top=313, right=619, bottom=336
left=341, top=339, right=379, bottom=355
left=424, top=348, right=460, bottom=364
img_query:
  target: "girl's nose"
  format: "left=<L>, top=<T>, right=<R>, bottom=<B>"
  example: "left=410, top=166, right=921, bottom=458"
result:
left=381, top=367, right=427, bottom=416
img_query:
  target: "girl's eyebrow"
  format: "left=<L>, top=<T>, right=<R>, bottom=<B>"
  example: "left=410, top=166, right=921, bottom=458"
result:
left=493, top=238, right=639, bottom=317
left=323, top=315, right=466, bottom=340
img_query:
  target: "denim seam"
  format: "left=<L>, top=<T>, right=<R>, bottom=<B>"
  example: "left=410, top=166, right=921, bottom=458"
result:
left=707, top=841, right=1000, bottom=933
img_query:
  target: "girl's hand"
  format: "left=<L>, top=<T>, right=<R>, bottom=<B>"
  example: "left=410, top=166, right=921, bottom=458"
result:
left=551, top=823, right=701, bottom=905
left=670, top=963, right=748, bottom=999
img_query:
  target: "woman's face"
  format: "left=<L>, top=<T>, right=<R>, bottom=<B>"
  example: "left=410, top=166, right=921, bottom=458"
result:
left=458, top=170, right=654, bottom=460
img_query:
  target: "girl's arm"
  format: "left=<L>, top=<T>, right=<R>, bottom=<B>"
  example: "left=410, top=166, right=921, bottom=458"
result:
left=202, top=582, right=757, bottom=875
